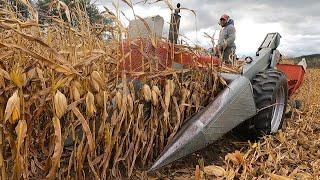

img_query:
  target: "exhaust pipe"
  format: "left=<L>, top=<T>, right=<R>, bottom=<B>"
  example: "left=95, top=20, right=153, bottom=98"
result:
left=168, top=3, right=181, bottom=44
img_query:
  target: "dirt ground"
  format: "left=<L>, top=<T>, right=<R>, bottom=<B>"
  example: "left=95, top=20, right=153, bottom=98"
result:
left=145, top=69, right=320, bottom=179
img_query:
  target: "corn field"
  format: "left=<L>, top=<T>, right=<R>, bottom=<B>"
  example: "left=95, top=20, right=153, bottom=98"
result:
left=0, top=1, right=231, bottom=179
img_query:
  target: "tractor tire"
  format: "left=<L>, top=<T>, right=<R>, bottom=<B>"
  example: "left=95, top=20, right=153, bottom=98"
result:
left=234, top=69, right=288, bottom=140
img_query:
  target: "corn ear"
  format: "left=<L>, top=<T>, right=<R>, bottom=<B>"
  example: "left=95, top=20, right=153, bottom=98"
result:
left=142, top=84, right=151, bottom=102
left=71, top=82, right=81, bottom=101
left=91, top=71, right=103, bottom=92
left=54, top=90, right=68, bottom=119
left=151, top=90, right=159, bottom=106
left=86, top=91, right=96, bottom=116
left=4, top=91, right=20, bottom=124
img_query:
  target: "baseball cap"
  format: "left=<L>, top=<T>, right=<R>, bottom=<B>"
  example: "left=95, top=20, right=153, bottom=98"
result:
left=220, top=14, right=229, bottom=21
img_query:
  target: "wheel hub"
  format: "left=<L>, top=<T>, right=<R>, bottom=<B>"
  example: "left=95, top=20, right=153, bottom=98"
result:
left=271, top=85, right=285, bottom=133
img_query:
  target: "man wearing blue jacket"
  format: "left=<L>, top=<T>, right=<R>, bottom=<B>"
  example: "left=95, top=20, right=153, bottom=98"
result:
left=216, top=14, right=236, bottom=64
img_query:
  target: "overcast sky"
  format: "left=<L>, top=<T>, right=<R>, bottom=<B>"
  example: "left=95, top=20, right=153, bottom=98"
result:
left=97, top=0, right=320, bottom=57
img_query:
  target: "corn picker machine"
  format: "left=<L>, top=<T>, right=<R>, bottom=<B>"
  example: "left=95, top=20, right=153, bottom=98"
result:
left=121, top=4, right=307, bottom=171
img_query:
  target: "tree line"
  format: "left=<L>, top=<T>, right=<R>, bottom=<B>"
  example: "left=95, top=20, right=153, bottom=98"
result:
left=2, top=0, right=108, bottom=25
left=293, top=54, right=320, bottom=68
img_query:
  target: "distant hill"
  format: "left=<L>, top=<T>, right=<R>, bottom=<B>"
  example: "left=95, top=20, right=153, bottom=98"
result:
left=292, top=54, right=320, bottom=68
left=294, top=54, right=320, bottom=60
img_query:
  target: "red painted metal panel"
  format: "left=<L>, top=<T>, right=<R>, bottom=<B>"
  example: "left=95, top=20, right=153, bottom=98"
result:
left=120, top=38, right=173, bottom=72
left=121, top=39, right=304, bottom=97
left=121, top=39, right=221, bottom=72
left=277, top=64, right=306, bottom=97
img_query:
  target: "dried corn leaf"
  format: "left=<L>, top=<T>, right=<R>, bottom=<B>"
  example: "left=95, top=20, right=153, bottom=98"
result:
left=225, top=150, right=245, bottom=165
left=58, top=1, right=71, bottom=23
left=13, top=120, right=27, bottom=179
left=72, top=107, right=95, bottom=152
left=203, top=165, right=225, bottom=177
left=0, top=42, right=75, bottom=75
left=268, top=173, right=293, bottom=180
left=46, top=117, right=62, bottom=179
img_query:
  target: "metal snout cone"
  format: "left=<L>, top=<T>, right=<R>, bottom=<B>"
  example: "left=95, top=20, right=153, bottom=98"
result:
left=148, top=117, right=207, bottom=171
left=149, top=76, right=257, bottom=171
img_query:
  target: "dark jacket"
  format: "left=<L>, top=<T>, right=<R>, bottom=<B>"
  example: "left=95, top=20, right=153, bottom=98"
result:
left=218, top=19, right=236, bottom=49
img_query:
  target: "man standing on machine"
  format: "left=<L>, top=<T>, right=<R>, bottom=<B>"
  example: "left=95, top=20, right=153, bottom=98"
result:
left=216, top=14, right=236, bottom=64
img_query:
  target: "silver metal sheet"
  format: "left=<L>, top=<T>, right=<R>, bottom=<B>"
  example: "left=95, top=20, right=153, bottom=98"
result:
left=128, top=15, right=164, bottom=39
left=203, top=82, right=256, bottom=143
left=149, top=76, right=257, bottom=171
left=242, top=48, right=272, bottom=79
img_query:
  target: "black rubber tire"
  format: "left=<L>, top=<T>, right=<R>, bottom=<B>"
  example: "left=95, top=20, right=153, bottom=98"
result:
left=234, top=69, right=288, bottom=140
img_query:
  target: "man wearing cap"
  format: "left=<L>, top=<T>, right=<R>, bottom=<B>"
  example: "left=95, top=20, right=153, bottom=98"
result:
left=216, top=14, right=236, bottom=64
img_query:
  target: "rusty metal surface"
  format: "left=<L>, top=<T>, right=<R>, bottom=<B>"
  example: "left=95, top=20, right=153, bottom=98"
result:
left=120, top=39, right=221, bottom=73
left=120, top=38, right=173, bottom=72
left=277, top=61, right=306, bottom=97
left=149, top=76, right=257, bottom=171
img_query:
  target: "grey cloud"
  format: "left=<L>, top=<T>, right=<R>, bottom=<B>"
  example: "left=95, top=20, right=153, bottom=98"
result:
left=98, top=0, right=320, bottom=56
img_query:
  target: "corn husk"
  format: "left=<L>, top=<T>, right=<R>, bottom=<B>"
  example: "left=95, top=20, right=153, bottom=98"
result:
left=142, top=84, right=152, bottom=102
left=90, top=71, right=103, bottom=92
left=4, top=91, right=21, bottom=124
left=54, top=90, right=68, bottom=119
left=86, top=91, right=96, bottom=116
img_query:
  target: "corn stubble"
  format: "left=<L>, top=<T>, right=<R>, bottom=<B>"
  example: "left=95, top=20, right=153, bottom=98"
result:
left=0, top=1, right=227, bottom=179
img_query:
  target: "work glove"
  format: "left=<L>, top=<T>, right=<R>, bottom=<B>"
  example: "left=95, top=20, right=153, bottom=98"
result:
left=223, top=40, right=228, bottom=49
